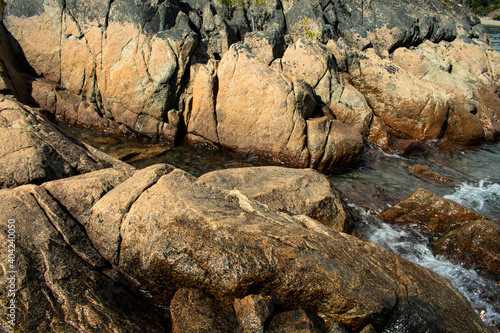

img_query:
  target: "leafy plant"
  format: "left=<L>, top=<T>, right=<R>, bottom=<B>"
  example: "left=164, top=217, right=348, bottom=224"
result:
left=301, top=18, right=321, bottom=41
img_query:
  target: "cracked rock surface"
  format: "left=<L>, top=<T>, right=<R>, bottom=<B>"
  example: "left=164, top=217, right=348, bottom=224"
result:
left=2, top=0, right=499, bottom=171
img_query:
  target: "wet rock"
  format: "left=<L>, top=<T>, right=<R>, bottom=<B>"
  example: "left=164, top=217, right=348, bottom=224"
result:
left=79, top=165, right=490, bottom=332
left=170, top=288, right=238, bottom=333
left=266, top=309, right=322, bottom=333
left=409, top=165, right=456, bottom=185
left=433, top=220, right=500, bottom=279
left=379, top=188, right=500, bottom=281
left=0, top=177, right=170, bottom=332
left=199, top=166, right=354, bottom=233
left=378, top=188, right=494, bottom=236
left=0, top=95, right=120, bottom=188
left=234, top=294, right=274, bottom=333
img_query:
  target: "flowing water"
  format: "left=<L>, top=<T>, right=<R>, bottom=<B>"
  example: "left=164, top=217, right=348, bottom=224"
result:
left=56, top=30, right=500, bottom=328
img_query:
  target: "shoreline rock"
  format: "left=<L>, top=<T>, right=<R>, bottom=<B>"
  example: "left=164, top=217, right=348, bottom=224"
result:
left=0, top=0, right=498, bottom=170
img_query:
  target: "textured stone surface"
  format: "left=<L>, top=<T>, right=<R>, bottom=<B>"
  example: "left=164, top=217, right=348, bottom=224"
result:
left=81, top=165, right=489, bottom=332
left=0, top=173, right=170, bottom=332
left=170, top=288, right=238, bottom=333
left=378, top=188, right=495, bottom=236
left=199, top=166, right=353, bottom=232
left=433, top=220, right=500, bottom=279
left=0, top=95, right=120, bottom=188
left=234, top=294, right=274, bottom=333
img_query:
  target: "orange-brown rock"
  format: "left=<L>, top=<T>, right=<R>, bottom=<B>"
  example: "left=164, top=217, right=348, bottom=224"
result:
left=3, top=1, right=197, bottom=142
left=0, top=161, right=492, bottom=332
left=433, top=220, right=500, bottom=279
left=351, top=49, right=450, bottom=142
left=0, top=171, right=171, bottom=332
left=234, top=294, right=274, bottom=333
left=409, top=165, right=456, bottom=185
left=0, top=95, right=124, bottom=188
left=170, top=288, right=238, bottom=333
left=187, top=43, right=364, bottom=171
left=267, top=309, right=323, bottom=333
left=378, top=188, right=493, bottom=236
left=199, top=166, right=353, bottom=233
left=87, top=165, right=489, bottom=332
left=392, top=38, right=500, bottom=144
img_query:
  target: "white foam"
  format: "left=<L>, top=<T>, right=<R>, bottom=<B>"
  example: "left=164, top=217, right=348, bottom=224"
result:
left=355, top=210, right=500, bottom=327
left=444, top=180, right=500, bottom=218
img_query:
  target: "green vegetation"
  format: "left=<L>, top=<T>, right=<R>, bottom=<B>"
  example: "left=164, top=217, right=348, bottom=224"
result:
left=462, top=0, right=500, bottom=16
left=217, top=0, right=266, bottom=9
left=301, top=18, right=321, bottom=41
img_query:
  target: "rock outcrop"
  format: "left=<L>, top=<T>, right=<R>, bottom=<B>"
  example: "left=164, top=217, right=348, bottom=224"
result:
left=379, top=188, right=500, bottom=279
left=0, top=169, right=170, bottom=332
left=1, top=0, right=499, bottom=171
left=1, top=163, right=492, bottom=332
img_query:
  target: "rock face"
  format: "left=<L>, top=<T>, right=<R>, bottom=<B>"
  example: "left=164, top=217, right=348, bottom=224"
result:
left=3, top=0, right=197, bottom=141
left=199, top=166, right=353, bottom=233
left=187, top=42, right=364, bottom=170
left=1, top=0, right=499, bottom=170
left=0, top=169, right=170, bottom=332
left=84, top=164, right=488, bottom=332
left=0, top=95, right=126, bottom=188
left=379, top=188, right=500, bottom=279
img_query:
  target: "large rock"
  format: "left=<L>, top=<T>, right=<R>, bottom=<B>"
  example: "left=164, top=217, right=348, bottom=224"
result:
left=81, top=164, right=489, bottom=332
left=3, top=0, right=197, bottom=141
left=187, top=42, right=364, bottom=171
left=199, top=166, right=353, bottom=233
left=432, top=220, right=500, bottom=279
left=0, top=170, right=171, bottom=332
left=0, top=95, right=126, bottom=188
